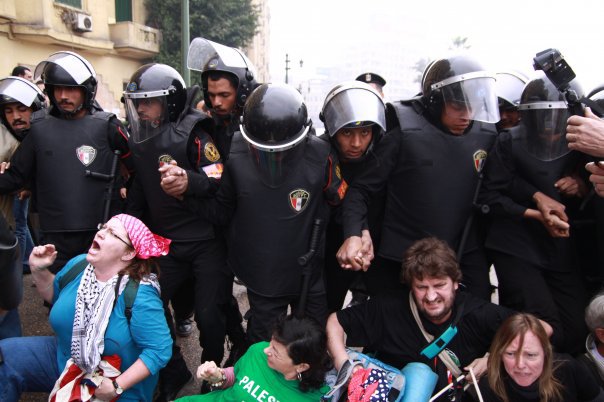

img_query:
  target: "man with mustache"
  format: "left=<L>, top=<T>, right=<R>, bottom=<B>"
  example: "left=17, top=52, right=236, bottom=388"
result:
left=327, top=237, right=550, bottom=401
left=338, top=55, right=500, bottom=302
left=0, top=51, right=133, bottom=273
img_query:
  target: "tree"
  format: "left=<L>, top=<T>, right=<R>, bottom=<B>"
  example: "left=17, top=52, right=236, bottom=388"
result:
left=413, top=57, right=432, bottom=84
left=145, top=0, right=259, bottom=83
left=449, top=36, right=471, bottom=51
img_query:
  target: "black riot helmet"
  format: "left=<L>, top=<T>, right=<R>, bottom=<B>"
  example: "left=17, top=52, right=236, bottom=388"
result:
left=123, top=63, right=187, bottom=143
left=588, top=85, right=604, bottom=117
left=0, top=76, right=45, bottom=138
left=240, top=83, right=311, bottom=187
left=187, top=37, right=257, bottom=112
left=518, top=72, right=583, bottom=161
left=320, top=81, right=386, bottom=162
left=421, top=54, right=499, bottom=124
left=34, top=51, right=97, bottom=116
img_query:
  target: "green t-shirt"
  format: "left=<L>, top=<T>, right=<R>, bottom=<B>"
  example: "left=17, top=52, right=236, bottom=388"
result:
left=177, top=342, right=328, bottom=402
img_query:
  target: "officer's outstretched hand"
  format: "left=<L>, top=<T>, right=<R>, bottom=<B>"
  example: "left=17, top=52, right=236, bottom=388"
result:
left=337, top=236, right=368, bottom=271
left=586, top=161, right=604, bottom=198
left=567, top=107, right=604, bottom=158
left=0, top=161, right=10, bottom=174
left=159, top=160, right=187, bottom=200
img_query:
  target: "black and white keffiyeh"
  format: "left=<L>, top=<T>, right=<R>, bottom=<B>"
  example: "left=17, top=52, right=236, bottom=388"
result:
left=70, top=264, right=127, bottom=374
left=70, top=264, right=161, bottom=374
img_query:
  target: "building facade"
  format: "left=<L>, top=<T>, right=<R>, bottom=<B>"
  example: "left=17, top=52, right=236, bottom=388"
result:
left=244, top=0, right=270, bottom=84
left=0, top=0, right=160, bottom=116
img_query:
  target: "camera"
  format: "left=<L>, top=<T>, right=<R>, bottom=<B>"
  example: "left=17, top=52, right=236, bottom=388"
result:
left=533, top=48, right=583, bottom=116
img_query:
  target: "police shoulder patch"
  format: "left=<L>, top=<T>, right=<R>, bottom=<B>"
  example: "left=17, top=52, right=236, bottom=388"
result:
left=204, top=142, right=220, bottom=162
left=473, top=149, right=487, bottom=173
left=76, top=145, right=97, bottom=166
left=289, top=189, right=310, bottom=212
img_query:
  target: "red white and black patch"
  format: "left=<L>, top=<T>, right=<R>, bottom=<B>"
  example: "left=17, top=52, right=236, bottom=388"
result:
left=473, top=149, right=487, bottom=173
left=289, top=189, right=310, bottom=212
left=76, top=145, right=97, bottom=166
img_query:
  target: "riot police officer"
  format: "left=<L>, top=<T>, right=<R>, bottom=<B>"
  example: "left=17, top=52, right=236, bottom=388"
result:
left=0, top=51, right=133, bottom=273
left=479, top=73, right=589, bottom=354
left=0, top=76, right=45, bottom=275
left=339, top=54, right=500, bottom=300
left=164, top=83, right=346, bottom=343
left=495, top=71, right=528, bottom=131
left=123, top=63, right=229, bottom=400
left=188, top=37, right=258, bottom=157
left=320, top=81, right=387, bottom=308
left=171, top=37, right=258, bottom=365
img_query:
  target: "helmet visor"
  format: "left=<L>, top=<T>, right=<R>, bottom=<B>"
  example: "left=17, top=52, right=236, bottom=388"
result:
left=188, top=37, right=256, bottom=77
left=436, top=73, right=500, bottom=123
left=519, top=102, right=570, bottom=161
left=124, top=92, right=169, bottom=143
left=0, top=77, right=42, bottom=108
left=322, top=82, right=386, bottom=137
left=248, top=140, right=306, bottom=188
left=34, top=52, right=95, bottom=85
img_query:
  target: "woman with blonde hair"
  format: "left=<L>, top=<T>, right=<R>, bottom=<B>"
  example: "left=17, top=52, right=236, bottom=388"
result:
left=480, top=313, right=603, bottom=402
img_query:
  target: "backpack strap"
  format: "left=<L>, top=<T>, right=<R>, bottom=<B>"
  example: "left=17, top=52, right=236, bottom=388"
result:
left=58, top=256, right=89, bottom=291
left=122, top=279, right=139, bottom=324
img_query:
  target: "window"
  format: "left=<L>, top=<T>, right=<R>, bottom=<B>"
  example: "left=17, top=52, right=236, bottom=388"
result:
left=55, top=0, right=82, bottom=8
left=115, top=0, right=132, bottom=22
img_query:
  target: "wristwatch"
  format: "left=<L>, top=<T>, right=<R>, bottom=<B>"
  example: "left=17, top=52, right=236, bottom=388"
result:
left=112, top=379, right=124, bottom=395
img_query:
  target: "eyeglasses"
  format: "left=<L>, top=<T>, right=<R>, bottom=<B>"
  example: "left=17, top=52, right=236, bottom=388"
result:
left=97, top=223, right=132, bottom=248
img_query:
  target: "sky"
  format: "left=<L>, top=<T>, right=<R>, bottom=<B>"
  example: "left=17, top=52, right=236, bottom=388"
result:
left=268, top=0, right=604, bottom=97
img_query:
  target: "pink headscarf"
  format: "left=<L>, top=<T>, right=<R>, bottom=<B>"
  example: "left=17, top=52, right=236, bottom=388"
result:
left=113, top=214, right=171, bottom=259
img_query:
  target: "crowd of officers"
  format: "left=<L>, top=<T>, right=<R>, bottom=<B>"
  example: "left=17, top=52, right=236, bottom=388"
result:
left=1, top=37, right=604, bottom=401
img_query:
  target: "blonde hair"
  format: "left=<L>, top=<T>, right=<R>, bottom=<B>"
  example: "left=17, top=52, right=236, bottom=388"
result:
left=487, top=313, right=562, bottom=402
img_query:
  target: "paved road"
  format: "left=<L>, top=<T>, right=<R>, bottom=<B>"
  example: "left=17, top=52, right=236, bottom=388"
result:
left=17, top=273, right=250, bottom=401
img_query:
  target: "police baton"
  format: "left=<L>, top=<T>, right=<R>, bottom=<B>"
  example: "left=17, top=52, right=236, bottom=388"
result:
left=85, top=150, right=121, bottom=224
left=457, top=172, right=489, bottom=262
left=296, top=218, right=323, bottom=318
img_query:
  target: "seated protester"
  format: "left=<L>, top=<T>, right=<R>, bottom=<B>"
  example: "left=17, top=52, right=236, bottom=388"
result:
left=480, top=313, right=604, bottom=402
left=327, top=237, right=552, bottom=401
left=0, top=214, right=172, bottom=402
left=176, top=314, right=330, bottom=401
left=579, top=293, right=604, bottom=388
